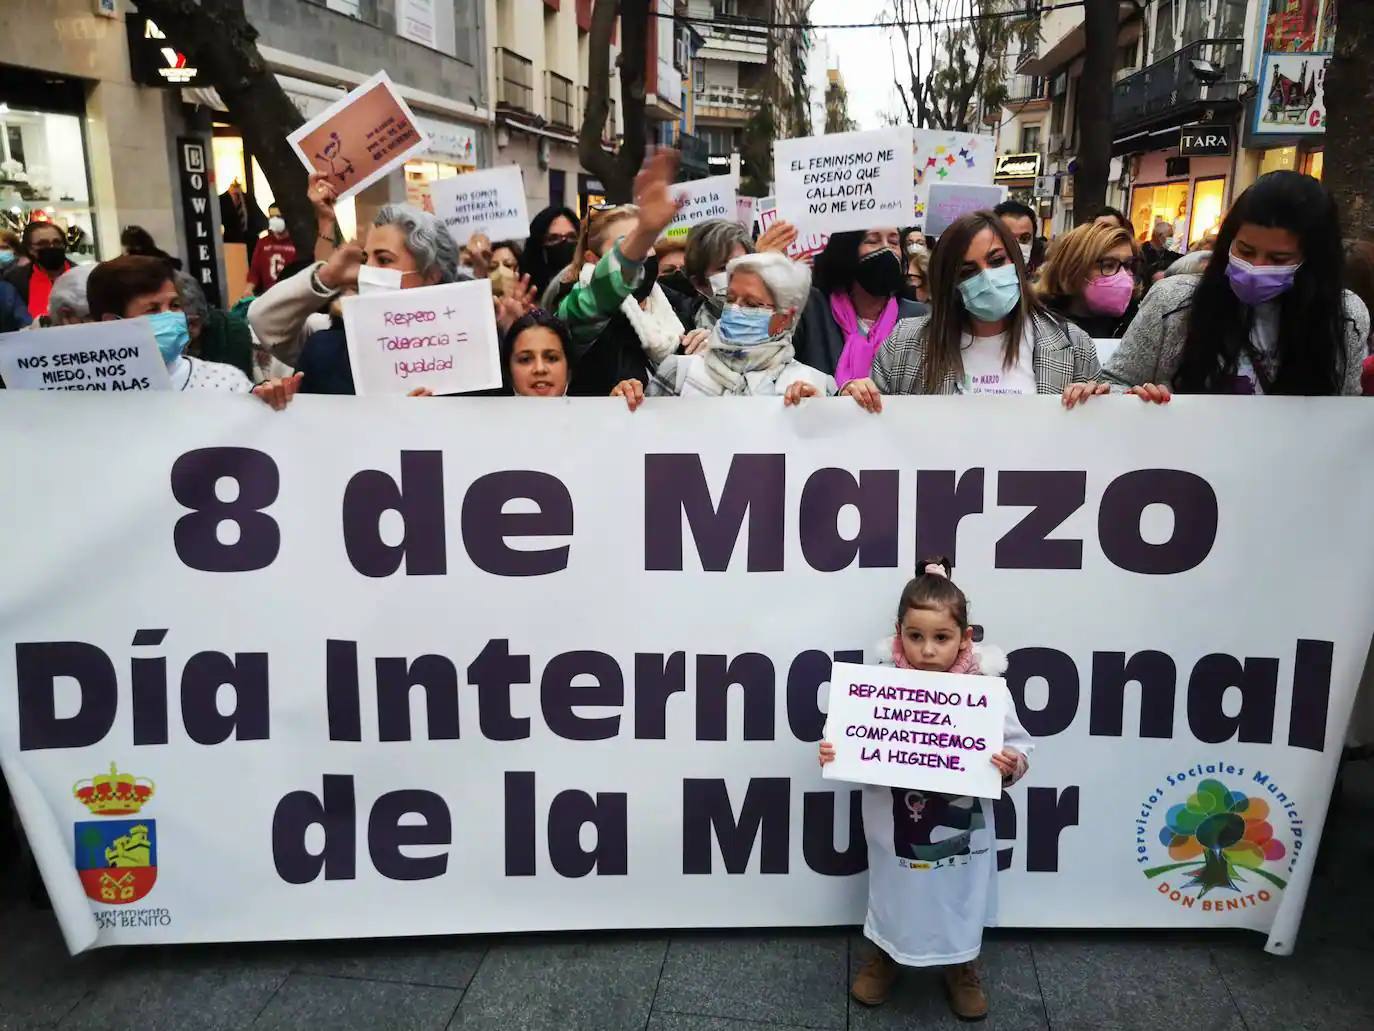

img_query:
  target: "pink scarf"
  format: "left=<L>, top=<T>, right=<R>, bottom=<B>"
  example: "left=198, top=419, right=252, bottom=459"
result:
left=891, top=636, right=980, bottom=675
left=831, top=291, right=900, bottom=388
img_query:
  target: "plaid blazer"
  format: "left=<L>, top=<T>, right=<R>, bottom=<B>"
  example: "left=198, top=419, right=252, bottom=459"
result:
left=871, top=310, right=1102, bottom=395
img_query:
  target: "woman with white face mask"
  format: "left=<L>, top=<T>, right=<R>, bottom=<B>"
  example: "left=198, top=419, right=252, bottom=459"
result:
left=611, top=251, right=834, bottom=406
left=246, top=204, right=462, bottom=394
left=841, top=211, right=1100, bottom=412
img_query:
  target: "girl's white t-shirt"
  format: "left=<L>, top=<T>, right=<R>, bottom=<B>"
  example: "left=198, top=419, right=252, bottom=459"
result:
left=958, top=330, right=1036, bottom=395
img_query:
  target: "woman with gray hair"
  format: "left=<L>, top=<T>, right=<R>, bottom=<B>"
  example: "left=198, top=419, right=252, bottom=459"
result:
left=249, top=203, right=465, bottom=393
left=613, top=250, right=834, bottom=403
left=44, top=264, right=95, bottom=327
left=174, top=271, right=254, bottom=377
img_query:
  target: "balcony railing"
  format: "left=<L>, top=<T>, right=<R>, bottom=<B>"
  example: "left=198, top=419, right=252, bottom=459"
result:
left=1005, top=74, right=1047, bottom=103
left=547, top=71, right=574, bottom=130
left=694, top=84, right=756, bottom=113
left=495, top=48, right=533, bottom=113
left=1112, top=38, right=1243, bottom=130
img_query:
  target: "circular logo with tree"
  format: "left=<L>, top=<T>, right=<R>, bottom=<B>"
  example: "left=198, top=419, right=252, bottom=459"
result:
left=1138, top=771, right=1295, bottom=911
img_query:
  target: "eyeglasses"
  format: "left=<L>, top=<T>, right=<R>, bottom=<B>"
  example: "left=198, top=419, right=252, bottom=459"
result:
left=1096, top=256, right=1139, bottom=276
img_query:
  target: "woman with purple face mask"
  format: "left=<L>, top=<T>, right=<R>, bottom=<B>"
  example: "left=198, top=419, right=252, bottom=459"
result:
left=1035, top=222, right=1141, bottom=340
left=1063, top=171, right=1368, bottom=407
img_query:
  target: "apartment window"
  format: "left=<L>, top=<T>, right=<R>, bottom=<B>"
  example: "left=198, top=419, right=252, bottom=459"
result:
left=1050, top=93, right=1065, bottom=136
left=1217, top=0, right=1246, bottom=39
left=693, top=60, right=705, bottom=93
left=1154, top=0, right=1176, bottom=61
left=1020, top=124, right=1041, bottom=152
left=1182, top=0, right=1206, bottom=46
left=547, top=72, right=574, bottom=129
left=308, top=0, right=379, bottom=24
left=1115, top=38, right=1138, bottom=75
left=496, top=48, right=534, bottom=112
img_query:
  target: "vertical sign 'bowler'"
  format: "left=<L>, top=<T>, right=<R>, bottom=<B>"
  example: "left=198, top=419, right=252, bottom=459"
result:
left=176, top=138, right=221, bottom=307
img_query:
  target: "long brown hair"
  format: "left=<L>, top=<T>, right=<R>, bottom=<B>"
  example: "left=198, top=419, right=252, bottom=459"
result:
left=922, top=210, right=1043, bottom=394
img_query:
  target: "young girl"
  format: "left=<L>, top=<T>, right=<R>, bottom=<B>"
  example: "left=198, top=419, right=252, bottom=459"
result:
left=819, top=559, right=1032, bottom=1021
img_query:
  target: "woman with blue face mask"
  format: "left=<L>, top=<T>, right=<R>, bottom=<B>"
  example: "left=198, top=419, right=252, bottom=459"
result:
left=611, top=251, right=835, bottom=406
left=85, top=255, right=299, bottom=407
left=1064, top=171, right=1368, bottom=406
left=841, top=212, right=1100, bottom=411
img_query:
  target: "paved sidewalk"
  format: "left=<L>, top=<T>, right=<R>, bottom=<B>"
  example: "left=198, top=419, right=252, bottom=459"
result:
left=3, top=761, right=1371, bottom=1031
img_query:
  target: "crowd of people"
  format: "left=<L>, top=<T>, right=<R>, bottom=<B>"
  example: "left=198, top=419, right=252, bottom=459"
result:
left=3, top=156, right=1374, bottom=1022
left=4, top=160, right=1371, bottom=403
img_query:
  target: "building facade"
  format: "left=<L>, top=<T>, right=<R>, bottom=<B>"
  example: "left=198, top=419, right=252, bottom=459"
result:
left=688, top=0, right=810, bottom=178
left=0, top=0, right=491, bottom=303
left=1010, top=0, right=1332, bottom=247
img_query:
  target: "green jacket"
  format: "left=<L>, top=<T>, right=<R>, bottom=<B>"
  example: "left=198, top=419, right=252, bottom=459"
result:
left=194, top=307, right=254, bottom=378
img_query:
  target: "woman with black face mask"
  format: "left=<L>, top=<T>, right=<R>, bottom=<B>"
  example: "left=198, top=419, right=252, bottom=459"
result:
left=792, top=227, right=929, bottom=384
left=522, top=205, right=581, bottom=299
left=5, top=221, right=76, bottom=321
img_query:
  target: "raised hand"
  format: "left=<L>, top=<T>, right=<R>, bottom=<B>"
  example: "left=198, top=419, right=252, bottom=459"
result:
left=465, top=232, right=493, bottom=279
left=633, top=149, right=684, bottom=237
left=308, top=171, right=338, bottom=223
left=317, top=240, right=365, bottom=291
left=495, top=274, right=537, bottom=334
left=682, top=328, right=711, bottom=354
left=756, top=220, right=799, bottom=255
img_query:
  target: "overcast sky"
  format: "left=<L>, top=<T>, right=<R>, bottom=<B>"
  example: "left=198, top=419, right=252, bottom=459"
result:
left=808, top=0, right=906, bottom=130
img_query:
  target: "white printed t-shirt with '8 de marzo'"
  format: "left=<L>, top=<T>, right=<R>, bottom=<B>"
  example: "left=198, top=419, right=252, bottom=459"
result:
left=958, top=331, right=1035, bottom=395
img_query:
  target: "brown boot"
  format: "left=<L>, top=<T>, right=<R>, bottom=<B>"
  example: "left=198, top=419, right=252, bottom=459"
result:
left=850, top=949, right=898, bottom=1006
left=943, top=961, right=988, bottom=1021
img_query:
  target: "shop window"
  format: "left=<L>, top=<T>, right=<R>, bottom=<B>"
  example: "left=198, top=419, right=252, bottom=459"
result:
left=0, top=106, right=97, bottom=259
left=1020, top=124, right=1041, bottom=152
left=1301, top=149, right=1324, bottom=180
left=1258, top=146, right=1298, bottom=176
left=1188, top=177, right=1226, bottom=248
left=1130, top=181, right=1190, bottom=245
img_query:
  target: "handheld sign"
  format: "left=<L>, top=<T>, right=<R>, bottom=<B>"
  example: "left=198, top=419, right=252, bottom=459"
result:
left=757, top=196, right=828, bottom=262
left=430, top=165, right=531, bottom=247
left=912, top=129, right=996, bottom=230
left=664, top=174, right=739, bottom=240
left=735, top=195, right=756, bottom=232
left=0, top=319, right=171, bottom=392
left=287, top=70, right=430, bottom=202
left=773, top=127, right=915, bottom=235
left=341, top=279, right=501, bottom=396
left=923, top=182, right=1007, bottom=237
left=823, top=661, right=1006, bottom=799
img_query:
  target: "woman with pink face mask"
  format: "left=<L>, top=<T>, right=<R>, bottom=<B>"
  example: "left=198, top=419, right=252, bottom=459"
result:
left=1035, top=222, right=1141, bottom=340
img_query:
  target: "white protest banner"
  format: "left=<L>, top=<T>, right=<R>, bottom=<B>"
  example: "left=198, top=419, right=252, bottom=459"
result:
left=0, top=319, right=171, bottom=392
left=912, top=129, right=996, bottom=229
left=429, top=165, right=531, bottom=247
left=4, top=395, right=1374, bottom=956
left=774, top=127, right=915, bottom=234
left=923, top=182, right=1008, bottom=237
left=287, top=71, right=430, bottom=202
left=823, top=663, right=1005, bottom=799
left=341, top=279, right=500, bottom=395
left=665, top=175, right=739, bottom=240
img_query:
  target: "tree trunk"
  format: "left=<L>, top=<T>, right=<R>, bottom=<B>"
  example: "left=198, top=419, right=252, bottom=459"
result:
left=1324, top=1, right=1374, bottom=240
left=578, top=1, right=649, bottom=204
left=1073, top=1, right=1117, bottom=225
left=135, top=0, right=314, bottom=252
